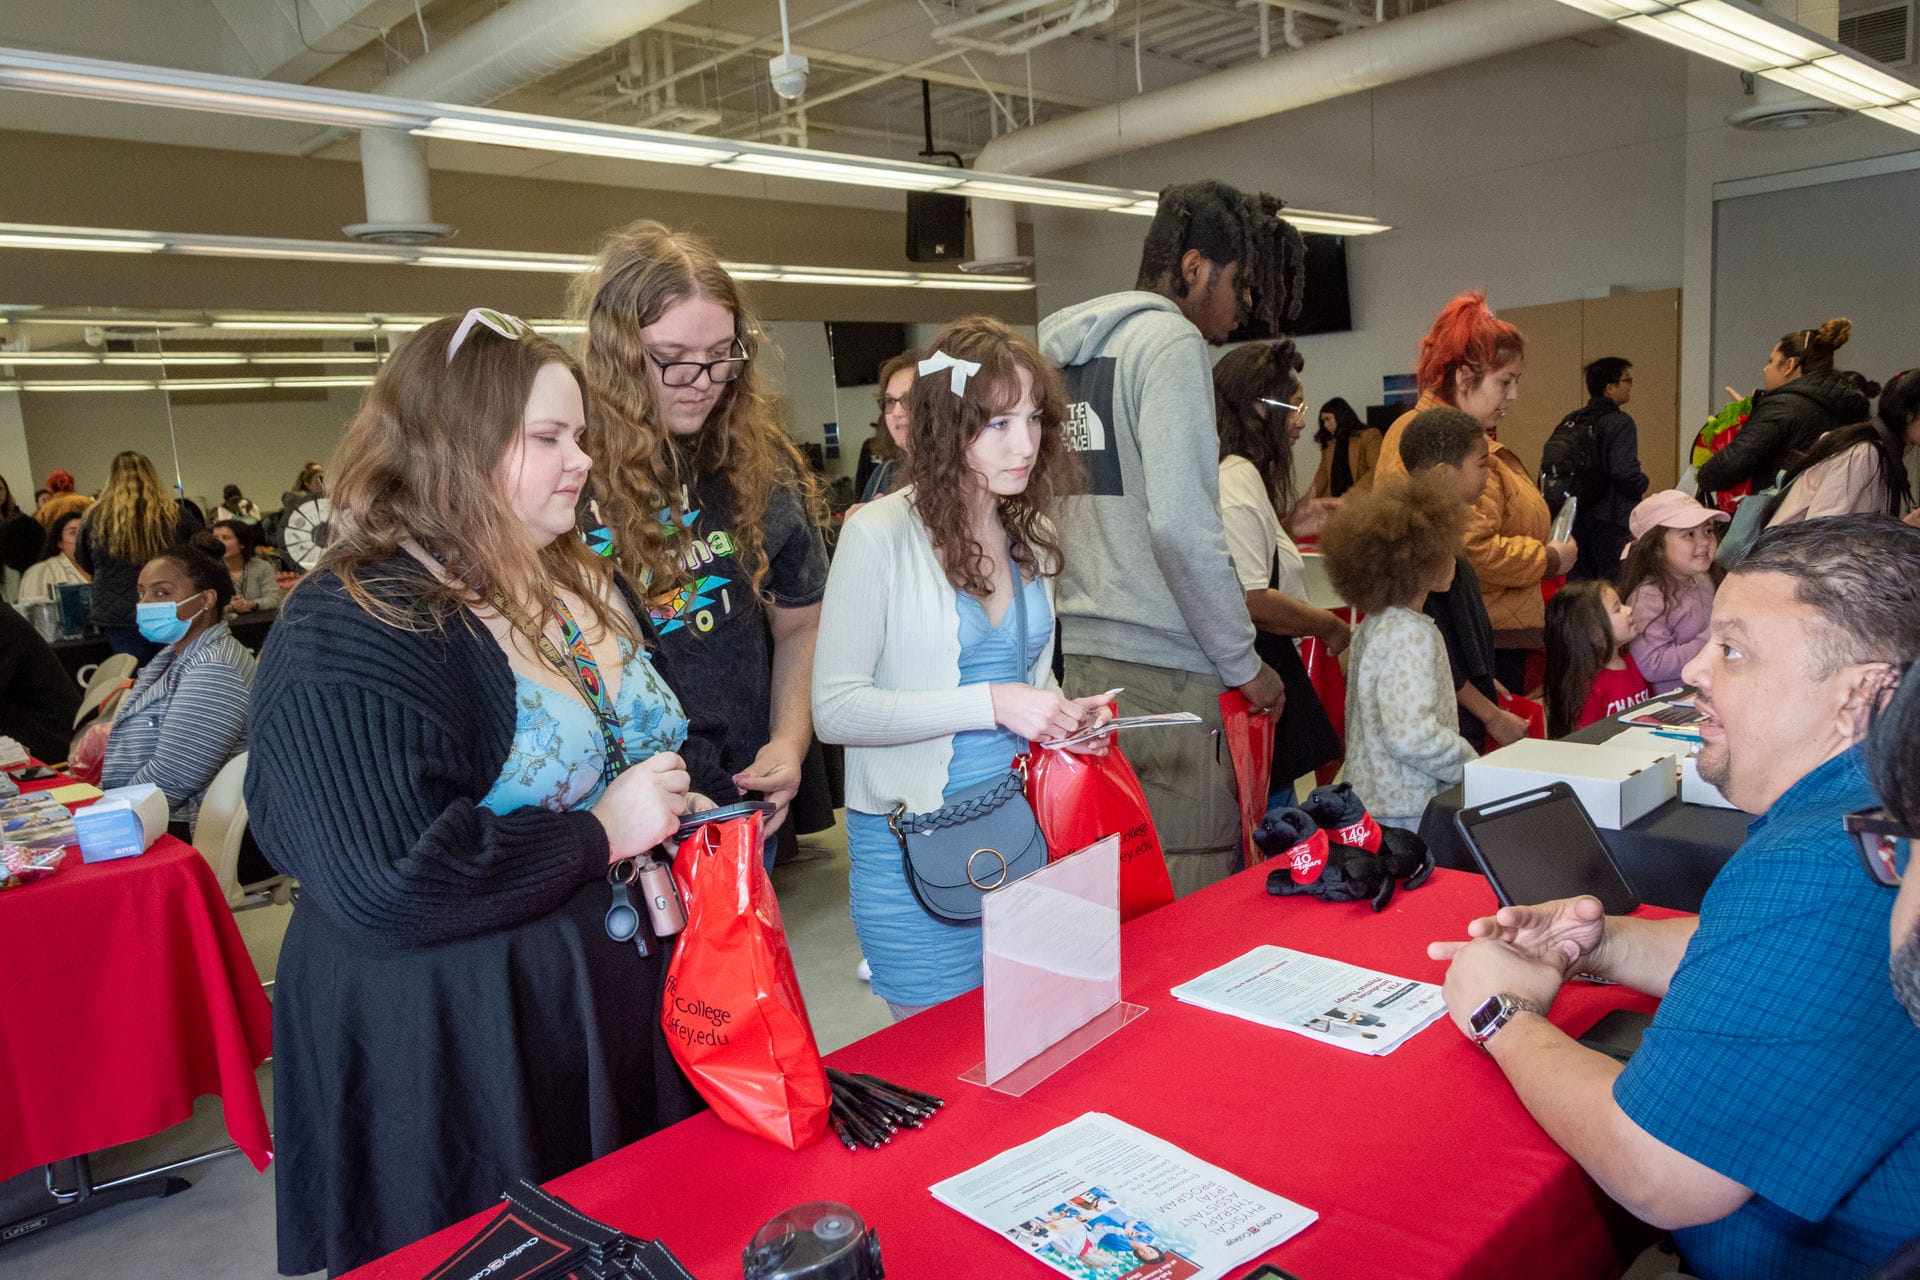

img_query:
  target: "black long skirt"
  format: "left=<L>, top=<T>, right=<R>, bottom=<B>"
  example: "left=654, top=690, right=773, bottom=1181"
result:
left=271, top=880, right=703, bottom=1277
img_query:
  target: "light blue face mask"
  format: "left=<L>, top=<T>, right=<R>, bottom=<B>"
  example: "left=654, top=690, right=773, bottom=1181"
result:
left=136, top=596, right=205, bottom=646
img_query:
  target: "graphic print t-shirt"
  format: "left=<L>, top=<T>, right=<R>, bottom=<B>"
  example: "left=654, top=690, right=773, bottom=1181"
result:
left=650, top=468, right=828, bottom=776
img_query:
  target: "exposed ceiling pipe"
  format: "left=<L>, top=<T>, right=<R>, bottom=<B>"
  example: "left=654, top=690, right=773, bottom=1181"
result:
left=344, top=0, right=709, bottom=243
left=964, top=0, right=1603, bottom=270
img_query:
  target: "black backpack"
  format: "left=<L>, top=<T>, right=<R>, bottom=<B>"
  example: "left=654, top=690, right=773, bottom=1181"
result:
left=1538, top=406, right=1603, bottom=515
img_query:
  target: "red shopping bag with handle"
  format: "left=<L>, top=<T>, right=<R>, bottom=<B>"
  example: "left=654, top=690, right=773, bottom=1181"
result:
left=1024, top=743, right=1175, bottom=921
left=1218, top=690, right=1276, bottom=866
left=1484, top=691, right=1547, bottom=752
left=663, top=809, right=830, bottom=1150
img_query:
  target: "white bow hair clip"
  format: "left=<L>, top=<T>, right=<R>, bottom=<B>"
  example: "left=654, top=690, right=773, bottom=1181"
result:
left=918, top=349, right=982, bottom=398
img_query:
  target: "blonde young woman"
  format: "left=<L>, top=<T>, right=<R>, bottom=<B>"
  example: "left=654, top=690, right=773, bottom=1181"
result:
left=74, top=450, right=202, bottom=659
left=573, top=221, right=828, bottom=861
left=246, top=312, right=730, bottom=1276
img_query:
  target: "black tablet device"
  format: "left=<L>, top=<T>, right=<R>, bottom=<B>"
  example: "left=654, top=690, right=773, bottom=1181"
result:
left=1454, top=782, right=1639, bottom=915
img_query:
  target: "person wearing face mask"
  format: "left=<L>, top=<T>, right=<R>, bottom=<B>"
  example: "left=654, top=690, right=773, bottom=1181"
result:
left=98, top=544, right=255, bottom=829
left=1375, top=292, right=1573, bottom=694
left=572, top=222, right=828, bottom=865
left=246, top=313, right=726, bottom=1276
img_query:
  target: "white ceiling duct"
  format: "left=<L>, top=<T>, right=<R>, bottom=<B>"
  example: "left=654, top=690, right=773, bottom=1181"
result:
left=964, top=0, right=1605, bottom=270
left=347, top=0, right=709, bottom=243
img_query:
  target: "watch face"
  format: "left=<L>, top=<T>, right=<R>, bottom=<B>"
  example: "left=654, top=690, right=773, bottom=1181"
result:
left=1469, top=995, right=1506, bottom=1038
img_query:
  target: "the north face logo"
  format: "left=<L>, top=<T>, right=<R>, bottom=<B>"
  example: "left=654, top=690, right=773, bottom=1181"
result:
left=1064, top=400, right=1106, bottom=454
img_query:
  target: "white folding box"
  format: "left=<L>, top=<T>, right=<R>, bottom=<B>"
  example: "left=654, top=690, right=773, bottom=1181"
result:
left=1464, top=739, right=1679, bottom=829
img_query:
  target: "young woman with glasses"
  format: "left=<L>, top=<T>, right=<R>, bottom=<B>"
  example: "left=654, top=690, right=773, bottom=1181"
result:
left=573, top=222, right=829, bottom=863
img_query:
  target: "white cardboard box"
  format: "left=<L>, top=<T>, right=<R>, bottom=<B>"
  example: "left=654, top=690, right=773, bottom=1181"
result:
left=1680, top=754, right=1740, bottom=809
left=1464, top=739, right=1679, bottom=829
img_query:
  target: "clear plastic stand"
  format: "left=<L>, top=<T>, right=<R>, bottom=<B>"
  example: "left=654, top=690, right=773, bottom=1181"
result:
left=962, top=836, right=1147, bottom=1097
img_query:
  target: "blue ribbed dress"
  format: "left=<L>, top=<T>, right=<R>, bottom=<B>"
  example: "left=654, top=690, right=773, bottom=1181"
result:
left=844, top=577, right=1051, bottom=1008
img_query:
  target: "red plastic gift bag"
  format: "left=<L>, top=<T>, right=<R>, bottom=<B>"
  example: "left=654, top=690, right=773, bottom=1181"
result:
left=1024, top=743, right=1175, bottom=921
left=663, top=810, right=830, bottom=1150
left=1218, top=690, right=1276, bottom=867
left=1484, top=691, right=1547, bottom=752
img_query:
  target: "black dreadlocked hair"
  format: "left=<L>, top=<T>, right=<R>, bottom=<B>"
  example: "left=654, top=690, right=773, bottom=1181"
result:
left=1133, top=180, right=1306, bottom=334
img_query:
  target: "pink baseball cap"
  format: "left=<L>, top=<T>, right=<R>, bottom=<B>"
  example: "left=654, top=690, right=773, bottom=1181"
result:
left=1629, top=489, right=1730, bottom=541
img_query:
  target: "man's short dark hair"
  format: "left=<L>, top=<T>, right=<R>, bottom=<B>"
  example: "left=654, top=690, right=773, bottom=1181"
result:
left=1585, top=357, right=1632, bottom=399
left=1398, top=407, right=1485, bottom=472
left=1735, top=516, right=1920, bottom=676
left=1134, top=180, right=1303, bottom=333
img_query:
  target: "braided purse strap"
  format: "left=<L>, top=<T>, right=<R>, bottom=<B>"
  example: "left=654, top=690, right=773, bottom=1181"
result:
left=896, top=770, right=1027, bottom=833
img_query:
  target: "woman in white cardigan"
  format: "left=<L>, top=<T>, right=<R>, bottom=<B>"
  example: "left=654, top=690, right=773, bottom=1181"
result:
left=813, top=317, right=1109, bottom=1019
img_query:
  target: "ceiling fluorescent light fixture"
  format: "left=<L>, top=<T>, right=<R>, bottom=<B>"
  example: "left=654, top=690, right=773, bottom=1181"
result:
left=956, top=178, right=1136, bottom=209
left=723, top=154, right=963, bottom=191
left=414, top=251, right=592, bottom=274
left=169, top=243, right=412, bottom=264
left=272, top=375, right=377, bottom=388
left=1863, top=102, right=1920, bottom=132
left=0, top=52, right=421, bottom=129
left=0, top=352, right=102, bottom=365
left=17, top=380, right=157, bottom=392
left=0, top=228, right=162, bottom=253
left=1552, top=0, right=1920, bottom=121
left=414, top=117, right=733, bottom=166
left=208, top=319, right=374, bottom=332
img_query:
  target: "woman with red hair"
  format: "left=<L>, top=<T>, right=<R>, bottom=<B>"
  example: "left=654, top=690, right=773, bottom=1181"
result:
left=1373, top=292, right=1574, bottom=692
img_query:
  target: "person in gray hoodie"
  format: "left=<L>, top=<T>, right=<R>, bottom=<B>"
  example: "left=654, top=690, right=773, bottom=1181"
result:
left=1040, top=179, right=1307, bottom=896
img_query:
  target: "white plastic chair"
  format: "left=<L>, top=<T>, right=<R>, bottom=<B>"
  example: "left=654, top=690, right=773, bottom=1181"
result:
left=73, top=652, right=136, bottom=728
left=191, top=753, right=294, bottom=910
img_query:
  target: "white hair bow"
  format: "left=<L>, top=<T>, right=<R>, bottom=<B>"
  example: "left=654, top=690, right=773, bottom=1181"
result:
left=918, top=349, right=982, bottom=398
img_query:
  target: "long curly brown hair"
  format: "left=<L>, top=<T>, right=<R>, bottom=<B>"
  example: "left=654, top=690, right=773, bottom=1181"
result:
left=570, top=220, right=823, bottom=600
left=319, top=314, right=633, bottom=644
left=903, top=317, right=1076, bottom=598
left=89, top=450, right=179, bottom=564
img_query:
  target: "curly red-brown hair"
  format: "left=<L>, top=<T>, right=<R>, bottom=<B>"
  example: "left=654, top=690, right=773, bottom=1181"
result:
left=1320, top=471, right=1466, bottom=615
left=903, top=317, right=1077, bottom=598
left=1416, top=290, right=1525, bottom=401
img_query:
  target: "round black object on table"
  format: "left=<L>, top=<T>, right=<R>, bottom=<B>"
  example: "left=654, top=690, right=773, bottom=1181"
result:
left=1418, top=715, right=1753, bottom=913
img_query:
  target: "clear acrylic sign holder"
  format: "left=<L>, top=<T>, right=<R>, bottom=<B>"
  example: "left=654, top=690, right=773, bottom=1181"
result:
left=961, top=835, right=1147, bottom=1097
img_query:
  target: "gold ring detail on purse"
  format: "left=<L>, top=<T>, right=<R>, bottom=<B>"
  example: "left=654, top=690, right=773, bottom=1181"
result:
left=967, top=847, right=1009, bottom=890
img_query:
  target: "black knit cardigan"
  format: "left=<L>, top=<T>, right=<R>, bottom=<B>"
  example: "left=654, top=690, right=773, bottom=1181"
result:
left=244, top=555, right=737, bottom=948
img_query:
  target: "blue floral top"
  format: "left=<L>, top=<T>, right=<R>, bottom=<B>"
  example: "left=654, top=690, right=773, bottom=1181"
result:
left=480, top=639, right=689, bottom=814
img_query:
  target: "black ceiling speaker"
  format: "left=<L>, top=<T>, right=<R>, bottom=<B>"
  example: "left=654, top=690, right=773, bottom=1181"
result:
left=908, top=78, right=967, bottom=264
left=906, top=192, right=967, bottom=263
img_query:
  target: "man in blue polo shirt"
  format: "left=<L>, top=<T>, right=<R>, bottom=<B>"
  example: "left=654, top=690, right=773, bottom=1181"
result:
left=1429, top=515, right=1920, bottom=1279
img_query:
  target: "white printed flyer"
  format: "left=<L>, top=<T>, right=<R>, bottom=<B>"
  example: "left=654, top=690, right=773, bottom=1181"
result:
left=930, top=1111, right=1315, bottom=1280
left=1170, top=945, right=1446, bottom=1056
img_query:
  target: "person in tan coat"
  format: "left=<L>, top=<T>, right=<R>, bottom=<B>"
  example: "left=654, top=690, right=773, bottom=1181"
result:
left=1373, top=292, right=1574, bottom=690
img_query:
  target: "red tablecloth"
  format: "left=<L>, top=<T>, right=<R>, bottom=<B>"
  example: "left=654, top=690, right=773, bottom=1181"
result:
left=343, top=867, right=1668, bottom=1280
left=0, top=813, right=275, bottom=1179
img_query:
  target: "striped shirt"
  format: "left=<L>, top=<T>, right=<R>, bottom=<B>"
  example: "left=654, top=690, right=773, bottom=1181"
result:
left=101, top=621, right=255, bottom=826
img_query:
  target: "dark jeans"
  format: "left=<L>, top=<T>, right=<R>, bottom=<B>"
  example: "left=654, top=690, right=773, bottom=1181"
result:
left=1570, top=519, right=1632, bottom=582
left=103, top=625, right=161, bottom=664
left=1494, top=647, right=1533, bottom=696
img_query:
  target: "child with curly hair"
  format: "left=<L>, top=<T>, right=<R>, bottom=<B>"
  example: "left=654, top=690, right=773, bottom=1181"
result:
left=1321, top=473, right=1479, bottom=829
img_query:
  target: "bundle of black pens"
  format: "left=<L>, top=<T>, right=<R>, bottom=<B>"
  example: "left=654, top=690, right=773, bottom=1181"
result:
left=825, top=1068, right=944, bottom=1150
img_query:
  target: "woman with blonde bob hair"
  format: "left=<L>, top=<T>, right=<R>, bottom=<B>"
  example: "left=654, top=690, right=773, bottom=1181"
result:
left=813, top=315, right=1109, bottom=1019
left=246, top=310, right=727, bottom=1277
left=75, top=449, right=201, bottom=659
left=573, top=220, right=828, bottom=858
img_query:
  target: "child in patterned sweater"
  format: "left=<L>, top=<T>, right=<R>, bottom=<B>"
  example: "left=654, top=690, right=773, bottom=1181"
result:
left=1321, top=472, right=1480, bottom=829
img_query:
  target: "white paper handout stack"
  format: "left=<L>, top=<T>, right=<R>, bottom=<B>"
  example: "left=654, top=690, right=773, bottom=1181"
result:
left=1171, top=945, right=1447, bottom=1056
left=931, top=1111, right=1315, bottom=1279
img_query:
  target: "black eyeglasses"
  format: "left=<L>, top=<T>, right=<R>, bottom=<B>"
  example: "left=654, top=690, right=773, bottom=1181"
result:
left=1845, top=806, right=1913, bottom=887
left=646, top=342, right=749, bottom=388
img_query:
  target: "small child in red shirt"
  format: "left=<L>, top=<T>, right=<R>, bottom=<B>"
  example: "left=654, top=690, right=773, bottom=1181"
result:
left=1545, top=579, right=1651, bottom=737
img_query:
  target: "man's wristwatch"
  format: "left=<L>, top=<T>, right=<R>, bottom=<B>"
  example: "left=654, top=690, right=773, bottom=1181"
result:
left=1467, top=993, right=1541, bottom=1048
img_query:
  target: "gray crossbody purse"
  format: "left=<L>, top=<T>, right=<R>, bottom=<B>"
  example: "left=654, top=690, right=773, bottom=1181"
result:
left=888, top=550, right=1048, bottom=924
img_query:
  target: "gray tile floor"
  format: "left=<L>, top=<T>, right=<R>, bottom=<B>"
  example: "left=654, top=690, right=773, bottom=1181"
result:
left=0, top=817, right=885, bottom=1280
